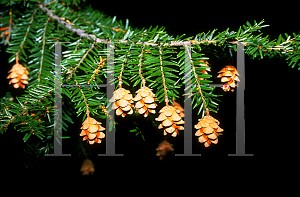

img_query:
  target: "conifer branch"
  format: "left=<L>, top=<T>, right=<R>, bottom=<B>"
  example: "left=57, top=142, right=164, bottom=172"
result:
left=0, top=105, right=15, bottom=132
left=15, top=8, right=37, bottom=60
left=0, top=8, right=15, bottom=45
left=184, top=44, right=209, bottom=116
left=82, top=19, right=127, bottom=34
left=67, top=40, right=96, bottom=80
left=37, top=1, right=300, bottom=58
left=74, top=78, right=90, bottom=117
left=0, top=101, right=30, bottom=132
left=36, top=2, right=241, bottom=47
left=74, top=38, right=81, bottom=51
left=87, top=56, right=106, bottom=85
left=38, top=2, right=108, bottom=44
left=1, top=0, right=299, bottom=165
left=6, top=8, right=12, bottom=45
left=49, top=28, right=69, bottom=47
left=38, top=16, right=50, bottom=84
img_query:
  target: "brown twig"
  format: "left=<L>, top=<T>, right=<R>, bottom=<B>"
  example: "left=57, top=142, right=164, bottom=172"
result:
left=138, top=43, right=146, bottom=87
left=37, top=16, right=50, bottom=84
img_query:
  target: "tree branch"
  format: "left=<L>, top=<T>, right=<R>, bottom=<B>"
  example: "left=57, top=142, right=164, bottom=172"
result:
left=37, top=2, right=235, bottom=47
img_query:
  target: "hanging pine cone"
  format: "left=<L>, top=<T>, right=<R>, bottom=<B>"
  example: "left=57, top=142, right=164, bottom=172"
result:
left=217, top=65, right=240, bottom=92
left=7, top=62, right=29, bottom=89
left=155, top=105, right=184, bottom=137
left=109, top=87, right=134, bottom=118
left=194, top=114, right=223, bottom=147
left=80, top=159, right=95, bottom=175
left=156, top=140, right=174, bottom=160
left=133, top=86, right=157, bottom=117
left=80, top=116, right=105, bottom=145
left=170, top=99, right=184, bottom=118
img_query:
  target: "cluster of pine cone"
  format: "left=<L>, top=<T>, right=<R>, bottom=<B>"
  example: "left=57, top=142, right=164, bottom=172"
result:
left=109, top=86, right=157, bottom=118
left=109, top=86, right=187, bottom=137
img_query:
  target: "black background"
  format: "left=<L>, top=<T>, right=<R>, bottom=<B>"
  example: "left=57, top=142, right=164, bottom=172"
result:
left=0, top=1, right=299, bottom=176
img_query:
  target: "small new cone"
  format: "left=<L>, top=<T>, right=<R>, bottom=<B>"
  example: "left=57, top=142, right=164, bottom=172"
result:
left=194, top=112, right=223, bottom=147
left=155, top=105, right=184, bottom=137
left=109, top=87, right=134, bottom=118
left=156, top=140, right=174, bottom=160
left=217, top=65, right=240, bottom=92
left=133, top=86, right=157, bottom=117
left=80, top=116, right=105, bottom=145
left=7, top=62, right=29, bottom=89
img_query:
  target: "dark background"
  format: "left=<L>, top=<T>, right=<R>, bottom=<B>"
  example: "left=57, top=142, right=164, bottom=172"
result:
left=1, top=1, right=299, bottom=176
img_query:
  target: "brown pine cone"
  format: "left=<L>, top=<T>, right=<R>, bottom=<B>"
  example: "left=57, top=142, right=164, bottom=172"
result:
left=217, top=65, right=240, bottom=92
left=156, top=140, right=174, bottom=160
left=80, top=159, right=95, bottom=175
left=80, top=116, right=105, bottom=145
left=194, top=114, right=223, bottom=147
left=133, top=86, right=157, bottom=117
left=7, top=63, right=29, bottom=88
left=155, top=105, right=184, bottom=137
left=109, top=87, right=134, bottom=118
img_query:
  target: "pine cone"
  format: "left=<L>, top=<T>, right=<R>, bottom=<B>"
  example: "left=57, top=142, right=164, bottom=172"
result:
left=156, top=140, right=174, bottom=160
left=194, top=115, right=223, bottom=147
left=7, top=63, right=29, bottom=89
left=170, top=99, right=184, bottom=118
left=133, top=86, right=157, bottom=117
left=109, top=87, right=134, bottom=118
left=80, top=159, right=95, bottom=175
left=155, top=105, right=184, bottom=137
left=80, top=116, right=105, bottom=145
left=217, top=65, right=240, bottom=92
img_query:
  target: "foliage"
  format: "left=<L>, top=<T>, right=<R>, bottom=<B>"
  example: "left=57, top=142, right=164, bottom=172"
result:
left=0, top=0, right=299, bottom=167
